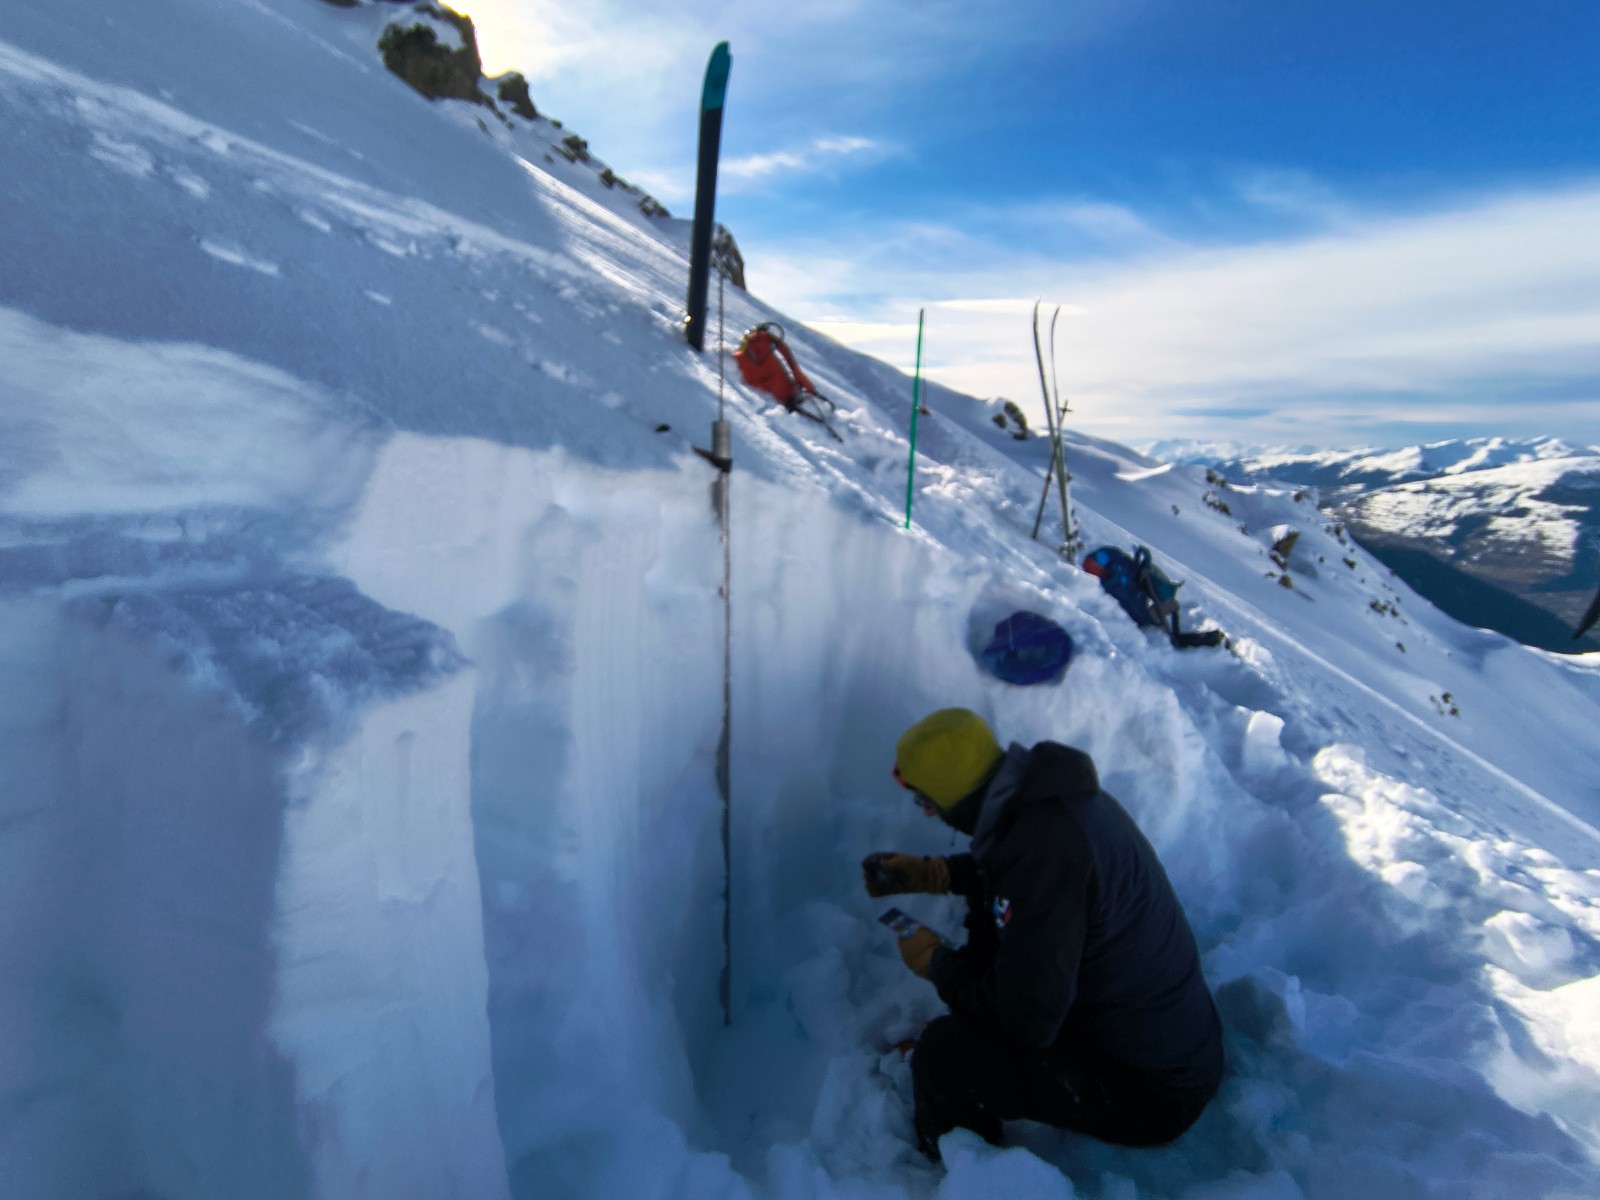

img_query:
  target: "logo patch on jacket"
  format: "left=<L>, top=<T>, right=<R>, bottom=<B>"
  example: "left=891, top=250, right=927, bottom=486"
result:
left=992, top=896, right=1013, bottom=929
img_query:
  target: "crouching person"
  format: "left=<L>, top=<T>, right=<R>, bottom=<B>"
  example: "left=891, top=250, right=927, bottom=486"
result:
left=864, top=708, right=1224, bottom=1161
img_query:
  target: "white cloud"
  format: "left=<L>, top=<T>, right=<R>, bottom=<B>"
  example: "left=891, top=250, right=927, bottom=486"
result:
left=810, top=319, right=924, bottom=344
left=933, top=299, right=1089, bottom=316
left=459, top=0, right=1082, bottom=197
left=722, top=135, right=887, bottom=184
left=1230, top=166, right=1356, bottom=228
left=622, top=167, right=692, bottom=205
left=751, top=183, right=1600, bottom=444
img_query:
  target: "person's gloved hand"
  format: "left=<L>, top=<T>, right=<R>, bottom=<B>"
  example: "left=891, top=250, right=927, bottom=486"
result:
left=861, top=852, right=951, bottom=897
left=898, top=928, right=941, bottom=978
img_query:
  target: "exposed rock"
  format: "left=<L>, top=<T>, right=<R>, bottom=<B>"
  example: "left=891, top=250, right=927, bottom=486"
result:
left=1269, top=525, right=1301, bottom=570
left=494, top=71, right=537, bottom=120
left=378, top=5, right=486, bottom=105
left=990, top=398, right=1030, bottom=440
left=330, top=4, right=684, bottom=240
left=558, top=133, right=590, bottom=163
left=712, top=224, right=745, bottom=290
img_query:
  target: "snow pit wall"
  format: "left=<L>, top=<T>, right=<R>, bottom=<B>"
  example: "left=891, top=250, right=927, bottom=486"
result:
left=334, top=435, right=985, bottom=1183
left=0, top=591, right=503, bottom=1200
left=0, top=597, right=307, bottom=1200
left=0, top=431, right=1256, bottom=1200
left=332, top=434, right=1238, bottom=1194
left=333, top=435, right=735, bottom=1178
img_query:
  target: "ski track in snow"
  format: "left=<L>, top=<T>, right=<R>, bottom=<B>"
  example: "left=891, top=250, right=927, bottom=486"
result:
left=2, top=7, right=1600, bottom=1200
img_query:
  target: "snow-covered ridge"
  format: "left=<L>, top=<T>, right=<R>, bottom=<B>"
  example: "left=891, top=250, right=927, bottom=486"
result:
left=1149, top=436, right=1600, bottom=652
left=1145, top=435, right=1598, bottom=493
left=4, top=2, right=1600, bottom=1198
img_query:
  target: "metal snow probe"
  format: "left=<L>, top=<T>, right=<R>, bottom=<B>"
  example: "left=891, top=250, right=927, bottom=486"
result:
left=711, top=261, right=733, bottom=1027
left=684, top=39, right=736, bottom=1027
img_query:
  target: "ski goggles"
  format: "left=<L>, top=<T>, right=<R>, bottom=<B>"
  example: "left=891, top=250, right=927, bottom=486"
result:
left=892, top=764, right=940, bottom=816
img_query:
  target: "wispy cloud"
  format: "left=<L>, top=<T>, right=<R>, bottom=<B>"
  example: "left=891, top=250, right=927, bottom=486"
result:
left=622, top=167, right=692, bottom=206
left=461, top=0, right=1090, bottom=199
left=1229, top=166, right=1357, bottom=229
left=759, top=182, right=1600, bottom=445
left=722, top=135, right=888, bottom=185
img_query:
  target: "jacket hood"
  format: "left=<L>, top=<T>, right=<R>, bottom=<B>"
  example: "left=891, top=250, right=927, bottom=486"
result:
left=971, top=741, right=1100, bottom=858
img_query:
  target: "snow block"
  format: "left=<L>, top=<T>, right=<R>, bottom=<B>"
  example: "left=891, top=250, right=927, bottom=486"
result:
left=0, top=579, right=505, bottom=1200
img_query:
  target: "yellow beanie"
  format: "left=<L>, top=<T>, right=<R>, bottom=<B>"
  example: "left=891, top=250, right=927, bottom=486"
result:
left=895, top=708, right=1003, bottom=810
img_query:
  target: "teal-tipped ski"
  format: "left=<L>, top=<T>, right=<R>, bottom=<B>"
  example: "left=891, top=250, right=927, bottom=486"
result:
left=685, top=42, right=731, bottom=353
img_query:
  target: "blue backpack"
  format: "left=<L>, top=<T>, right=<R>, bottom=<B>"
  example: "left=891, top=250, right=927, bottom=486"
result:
left=979, top=611, right=1074, bottom=685
left=1083, top=545, right=1227, bottom=650
left=1083, top=546, right=1179, bottom=630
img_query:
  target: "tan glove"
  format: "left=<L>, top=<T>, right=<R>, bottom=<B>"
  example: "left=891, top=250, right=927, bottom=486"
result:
left=861, top=852, right=951, bottom=898
left=898, top=928, right=942, bottom=978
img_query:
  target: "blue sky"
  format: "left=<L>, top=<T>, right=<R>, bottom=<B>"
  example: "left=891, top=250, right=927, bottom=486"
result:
left=468, top=0, right=1600, bottom=450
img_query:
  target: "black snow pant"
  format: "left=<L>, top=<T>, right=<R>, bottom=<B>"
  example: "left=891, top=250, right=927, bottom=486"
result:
left=910, top=1013, right=1220, bottom=1160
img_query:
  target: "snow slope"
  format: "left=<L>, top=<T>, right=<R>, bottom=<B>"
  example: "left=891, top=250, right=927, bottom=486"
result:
left=1350, top=457, right=1599, bottom=551
left=4, top=2, right=1600, bottom=1198
left=1144, top=437, right=1598, bottom=496
left=1148, top=439, right=1600, bottom=651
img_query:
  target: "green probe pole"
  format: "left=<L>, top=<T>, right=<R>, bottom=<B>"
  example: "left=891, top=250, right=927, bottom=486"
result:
left=903, top=309, right=926, bottom=530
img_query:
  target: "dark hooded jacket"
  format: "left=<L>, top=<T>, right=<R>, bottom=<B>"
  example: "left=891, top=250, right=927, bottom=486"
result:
left=928, top=742, right=1223, bottom=1090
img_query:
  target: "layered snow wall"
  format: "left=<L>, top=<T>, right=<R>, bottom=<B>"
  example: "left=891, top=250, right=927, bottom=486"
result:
left=0, top=571, right=504, bottom=1200
left=328, top=432, right=986, bottom=1190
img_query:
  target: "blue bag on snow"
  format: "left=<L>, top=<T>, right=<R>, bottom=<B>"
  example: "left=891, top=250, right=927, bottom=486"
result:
left=1083, top=545, right=1179, bottom=630
left=1083, top=544, right=1227, bottom=650
left=979, top=611, right=1074, bottom=685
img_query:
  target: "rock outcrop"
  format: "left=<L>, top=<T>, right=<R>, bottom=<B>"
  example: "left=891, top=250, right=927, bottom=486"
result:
left=378, top=5, right=486, bottom=105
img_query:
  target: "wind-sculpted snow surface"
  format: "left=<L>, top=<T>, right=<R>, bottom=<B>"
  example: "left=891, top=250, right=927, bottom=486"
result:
left=3, top=1, right=1600, bottom=1197
left=72, top=575, right=465, bottom=742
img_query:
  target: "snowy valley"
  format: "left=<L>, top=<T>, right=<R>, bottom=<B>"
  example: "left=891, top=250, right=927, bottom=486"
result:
left=3, top=3, right=1600, bottom=1199
left=1147, top=439, right=1600, bottom=654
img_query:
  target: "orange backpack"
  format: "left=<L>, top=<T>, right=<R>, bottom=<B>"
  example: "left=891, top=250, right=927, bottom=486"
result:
left=734, top=323, right=818, bottom=410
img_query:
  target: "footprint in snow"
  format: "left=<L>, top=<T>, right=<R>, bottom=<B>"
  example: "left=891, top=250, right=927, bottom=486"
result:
left=536, top=360, right=585, bottom=385
left=88, top=132, right=156, bottom=178
left=166, top=167, right=210, bottom=199
left=287, top=119, right=337, bottom=147
left=199, top=238, right=280, bottom=277
left=367, top=232, right=415, bottom=258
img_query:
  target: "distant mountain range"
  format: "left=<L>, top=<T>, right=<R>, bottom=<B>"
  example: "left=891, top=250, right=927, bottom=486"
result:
left=1144, top=437, right=1600, bottom=653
